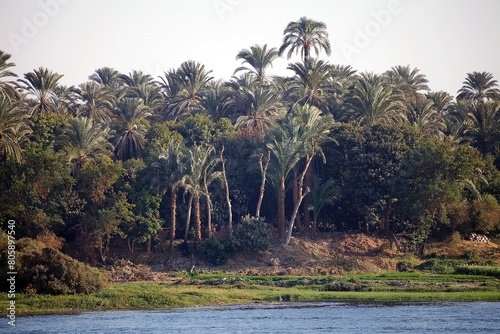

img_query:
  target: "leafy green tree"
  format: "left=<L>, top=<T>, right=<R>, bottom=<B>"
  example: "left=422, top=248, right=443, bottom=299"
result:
left=331, top=123, right=421, bottom=232
left=279, top=17, right=331, bottom=62
left=17, top=67, right=63, bottom=115
left=234, top=44, right=279, bottom=82
left=0, top=96, right=32, bottom=162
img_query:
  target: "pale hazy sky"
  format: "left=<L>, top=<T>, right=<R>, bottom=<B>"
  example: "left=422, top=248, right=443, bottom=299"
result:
left=1, top=0, right=499, bottom=95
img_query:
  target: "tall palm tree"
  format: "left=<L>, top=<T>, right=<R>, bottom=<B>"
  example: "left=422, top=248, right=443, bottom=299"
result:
left=234, top=44, right=279, bottom=82
left=406, top=96, right=446, bottom=139
left=151, top=140, right=185, bottom=250
left=344, top=72, right=406, bottom=126
left=17, top=67, right=63, bottom=115
left=457, top=71, right=500, bottom=101
left=267, top=127, right=302, bottom=239
left=279, top=17, right=331, bottom=62
left=75, top=81, right=114, bottom=124
left=89, top=67, right=123, bottom=100
left=286, top=58, right=333, bottom=109
left=0, top=51, right=20, bottom=101
left=163, top=60, right=213, bottom=120
left=112, top=97, right=151, bottom=160
left=0, top=96, right=32, bottom=162
left=268, top=104, right=334, bottom=243
left=232, top=83, right=285, bottom=137
left=59, top=116, right=112, bottom=173
left=455, top=100, right=500, bottom=154
left=385, top=65, right=429, bottom=98
left=200, top=80, right=233, bottom=120
left=179, top=144, right=219, bottom=245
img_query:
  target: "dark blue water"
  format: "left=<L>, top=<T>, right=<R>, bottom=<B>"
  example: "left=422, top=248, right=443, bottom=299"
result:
left=8, top=302, right=500, bottom=333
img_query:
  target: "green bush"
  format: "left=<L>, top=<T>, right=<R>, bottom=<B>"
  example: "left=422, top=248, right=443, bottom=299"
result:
left=11, top=238, right=108, bottom=295
left=455, top=266, right=500, bottom=278
left=234, top=215, right=272, bottom=252
left=199, top=238, right=229, bottom=265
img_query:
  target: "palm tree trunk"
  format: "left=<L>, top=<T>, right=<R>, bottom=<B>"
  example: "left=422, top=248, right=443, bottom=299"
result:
left=256, top=151, right=270, bottom=219
left=220, top=147, right=233, bottom=239
left=292, top=168, right=302, bottom=231
left=206, top=195, right=213, bottom=239
left=194, top=195, right=202, bottom=246
left=184, top=194, right=193, bottom=243
left=303, top=163, right=312, bottom=226
left=278, top=176, right=286, bottom=240
left=285, top=153, right=314, bottom=245
left=169, top=189, right=177, bottom=250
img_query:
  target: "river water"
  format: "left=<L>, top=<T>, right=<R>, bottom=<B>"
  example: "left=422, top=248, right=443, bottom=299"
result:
left=10, top=302, right=500, bottom=333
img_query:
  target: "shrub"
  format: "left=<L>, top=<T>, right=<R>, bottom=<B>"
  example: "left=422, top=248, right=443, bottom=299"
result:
left=7, top=238, right=108, bottom=295
left=199, top=238, right=229, bottom=265
left=234, top=215, right=272, bottom=252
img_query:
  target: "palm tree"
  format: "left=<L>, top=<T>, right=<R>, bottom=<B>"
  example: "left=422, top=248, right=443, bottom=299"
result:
left=112, top=97, right=151, bottom=160
left=233, top=83, right=285, bottom=137
left=89, top=67, right=124, bottom=101
left=0, top=51, right=20, bottom=101
left=179, top=144, right=219, bottom=245
left=406, top=97, right=446, bottom=139
left=234, top=44, right=279, bottom=82
left=267, top=128, right=302, bottom=239
left=17, top=67, right=63, bottom=115
left=385, top=65, right=429, bottom=98
left=75, top=82, right=114, bottom=124
left=457, top=71, right=500, bottom=101
left=455, top=100, right=500, bottom=154
left=344, top=72, right=406, bottom=126
left=151, top=140, right=184, bottom=250
left=0, top=96, right=32, bottom=162
left=310, top=176, right=338, bottom=232
left=200, top=80, right=233, bottom=120
left=286, top=58, right=333, bottom=109
left=279, top=17, right=331, bottom=62
left=59, top=116, right=112, bottom=173
left=163, top=60, right=213, bottom=120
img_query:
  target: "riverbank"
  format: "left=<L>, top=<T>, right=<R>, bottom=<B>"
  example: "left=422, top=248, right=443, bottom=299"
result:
left=3, top=271, right=500, bottom=316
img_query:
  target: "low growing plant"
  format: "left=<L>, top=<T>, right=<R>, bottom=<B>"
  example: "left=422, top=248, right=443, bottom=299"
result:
left=234, top=215, right=272, bottom=252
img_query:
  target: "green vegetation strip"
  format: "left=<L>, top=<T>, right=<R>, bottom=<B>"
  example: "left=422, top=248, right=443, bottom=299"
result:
left=2, top=272, right=499, bottom=316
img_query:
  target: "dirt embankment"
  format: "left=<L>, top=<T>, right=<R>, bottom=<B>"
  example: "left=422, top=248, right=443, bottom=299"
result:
left=107, top=232, right=500, bottom=282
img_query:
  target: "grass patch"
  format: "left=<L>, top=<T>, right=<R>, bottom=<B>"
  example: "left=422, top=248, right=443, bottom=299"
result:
left=2, top=271, right=499, bottom=316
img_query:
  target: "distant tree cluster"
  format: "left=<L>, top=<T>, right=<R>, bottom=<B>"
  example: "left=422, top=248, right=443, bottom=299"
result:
left=1, top=17, right=500, bottom=267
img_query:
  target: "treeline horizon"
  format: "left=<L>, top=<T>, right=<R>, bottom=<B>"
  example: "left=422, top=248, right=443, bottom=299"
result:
left=1, top=16, right=500, bottom=263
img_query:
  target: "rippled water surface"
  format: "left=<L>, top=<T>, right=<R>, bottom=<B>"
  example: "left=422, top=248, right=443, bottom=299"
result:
left=12, top=302, right=500, bottom=333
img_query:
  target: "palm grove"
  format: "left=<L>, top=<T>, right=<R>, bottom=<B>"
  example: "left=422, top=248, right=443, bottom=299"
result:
left=2, top=17, right=500, bottom=266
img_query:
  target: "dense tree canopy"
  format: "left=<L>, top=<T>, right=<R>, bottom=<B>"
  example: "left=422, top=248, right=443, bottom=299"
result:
left=1, top=17, right=500, bottom=264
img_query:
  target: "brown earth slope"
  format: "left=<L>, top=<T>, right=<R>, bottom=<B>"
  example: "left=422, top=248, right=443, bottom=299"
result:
left=107, top=233, right=500, bottom=282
